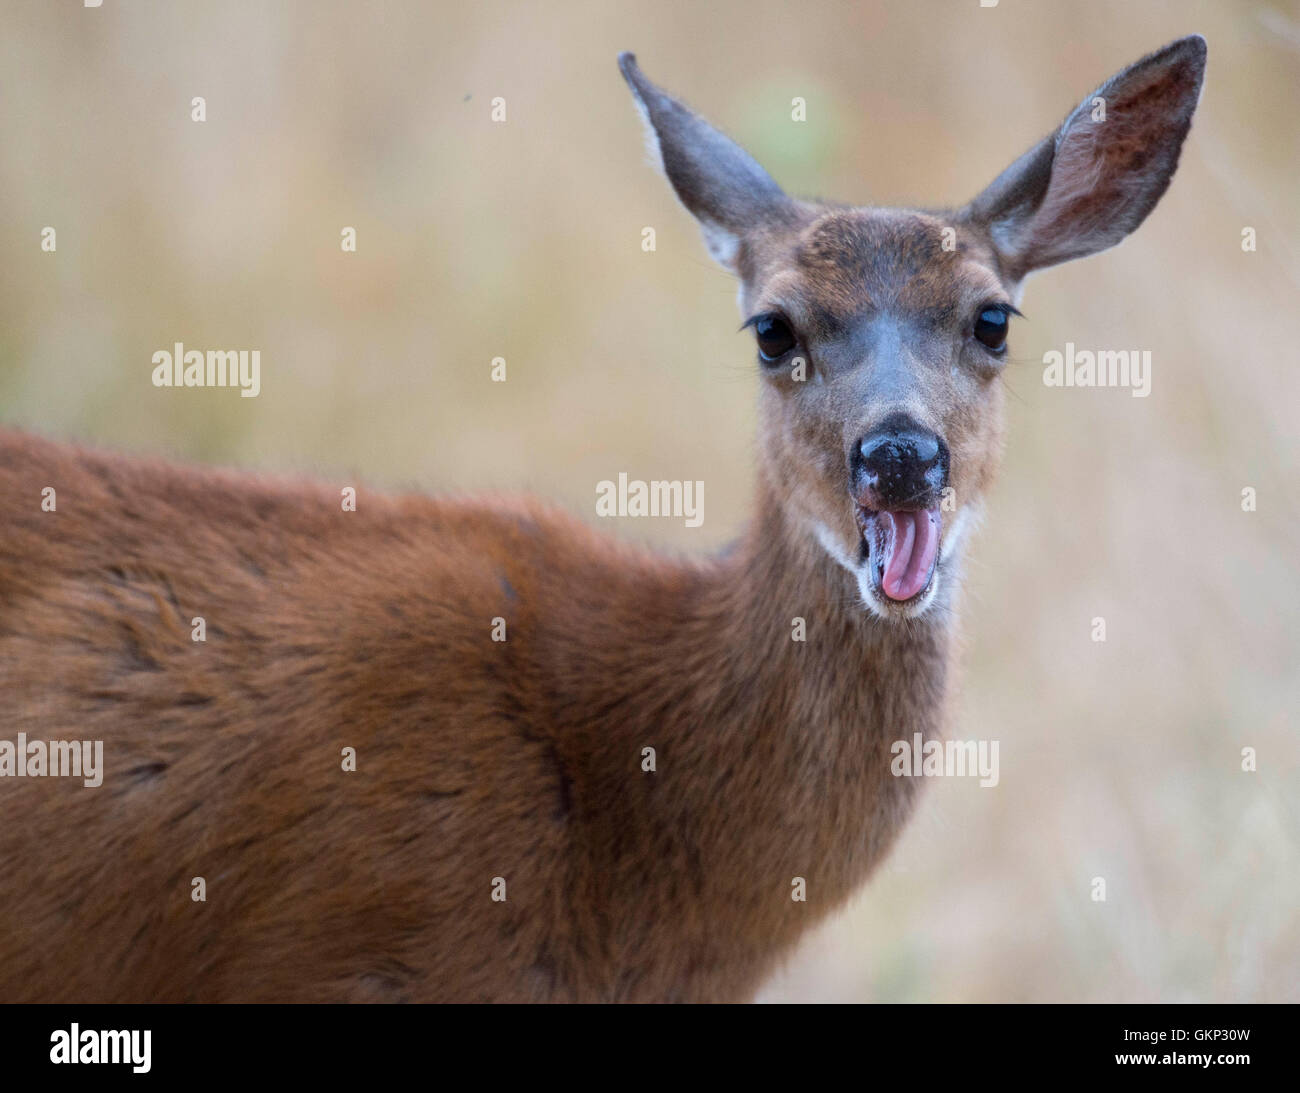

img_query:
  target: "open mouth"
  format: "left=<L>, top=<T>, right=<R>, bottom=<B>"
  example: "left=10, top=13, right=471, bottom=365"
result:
left=855, top=505, right=942, bottom=604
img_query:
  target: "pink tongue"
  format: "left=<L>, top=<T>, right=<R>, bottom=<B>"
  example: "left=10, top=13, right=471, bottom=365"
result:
left=880, top=509, right=940, bottom=601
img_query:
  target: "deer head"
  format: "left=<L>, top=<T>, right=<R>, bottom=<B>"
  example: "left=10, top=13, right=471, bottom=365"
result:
left=619, top=36, right=1205, bottom=620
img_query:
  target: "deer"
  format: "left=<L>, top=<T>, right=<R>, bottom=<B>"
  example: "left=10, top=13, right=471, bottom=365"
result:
left=0, top=36, right=1205, bottom=1003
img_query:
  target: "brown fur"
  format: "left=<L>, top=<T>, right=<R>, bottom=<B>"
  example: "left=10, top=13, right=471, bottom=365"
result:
left=0, top=430, right=942, bottom=1002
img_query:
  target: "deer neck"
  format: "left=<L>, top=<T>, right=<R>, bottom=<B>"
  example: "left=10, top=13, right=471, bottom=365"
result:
left=663, top=475, right=956, bottom=924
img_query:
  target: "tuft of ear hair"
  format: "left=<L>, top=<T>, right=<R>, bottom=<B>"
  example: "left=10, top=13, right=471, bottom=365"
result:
left=963, top=35, right=1207, bottom=282
left=617, top=52, right=794, bottom=271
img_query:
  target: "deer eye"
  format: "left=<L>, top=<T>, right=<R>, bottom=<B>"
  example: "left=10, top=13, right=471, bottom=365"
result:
left=753, top=315, right=797, bottom=361
left=973, top=306, right=1009, bottom=351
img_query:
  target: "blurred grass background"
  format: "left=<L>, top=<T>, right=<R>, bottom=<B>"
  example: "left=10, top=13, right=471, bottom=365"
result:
left=1, top=0, right=1296, bottom=1001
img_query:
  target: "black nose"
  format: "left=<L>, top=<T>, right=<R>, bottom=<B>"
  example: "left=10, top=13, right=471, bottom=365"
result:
left=852, top=415, right=948, bottom=510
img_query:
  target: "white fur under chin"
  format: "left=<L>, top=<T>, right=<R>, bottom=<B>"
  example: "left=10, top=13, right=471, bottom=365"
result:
left=811, top=505, right=980, bottom=621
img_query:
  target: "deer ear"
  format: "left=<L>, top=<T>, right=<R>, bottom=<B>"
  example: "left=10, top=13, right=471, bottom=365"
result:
left=618, top=53, right=793, bottom=271
left=964, top=35, right=1206, bottom=282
